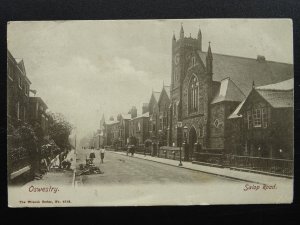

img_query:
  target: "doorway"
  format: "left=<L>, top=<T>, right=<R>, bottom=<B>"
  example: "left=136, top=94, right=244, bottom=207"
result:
left=186, top=126, right=197, bottom=161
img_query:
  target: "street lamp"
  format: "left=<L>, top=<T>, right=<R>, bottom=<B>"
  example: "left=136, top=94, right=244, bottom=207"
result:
left=183, top=125, right=188, bottom=160
left=183, top=126, right=188, bottom=142
left=177, top=122, right=183, bottom=166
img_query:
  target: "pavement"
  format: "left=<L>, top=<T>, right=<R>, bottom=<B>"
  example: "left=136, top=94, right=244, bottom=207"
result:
left=111, top=150, right=293, bottom=185
left=24, top=149, right=76, bottom=187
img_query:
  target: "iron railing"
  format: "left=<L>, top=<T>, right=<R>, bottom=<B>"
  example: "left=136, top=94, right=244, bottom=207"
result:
left=228, top=155, right=293, bottom=176
left=194, top=152, right=293, bottom=176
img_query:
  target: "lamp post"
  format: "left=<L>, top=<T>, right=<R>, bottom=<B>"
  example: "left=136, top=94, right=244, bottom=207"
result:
left=158, top=129, right=162, bottom=157
left=177, top=122, right=183, bottom=166
left=183, top=125, right=188, bottom=161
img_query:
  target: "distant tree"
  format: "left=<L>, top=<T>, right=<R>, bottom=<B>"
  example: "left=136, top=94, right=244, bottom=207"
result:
left=48, top=112, right=74, bottom=151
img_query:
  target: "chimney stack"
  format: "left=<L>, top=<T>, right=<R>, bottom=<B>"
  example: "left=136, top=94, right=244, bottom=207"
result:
left=142, top=103, right=149, bottom=114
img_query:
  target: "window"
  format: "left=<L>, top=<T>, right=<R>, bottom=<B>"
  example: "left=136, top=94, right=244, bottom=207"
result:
left=160, top=118, right=163, bottom=130
left=173, top=102, right=177, bottom=116
left=24, top=84, right=29, bottom=96
left=262, top=108, right=268, bottom=128
left=214, top=119, right=219, bottom=128
left=174, top=70, right=179, bottom=81
left=188, top=75, right=199, bottom=114
left=137, top=122, right=141, bottom=131
left=247, top=111, right=252, bottom=129
left=253, top=109, right=262, bottom=127
left=18, top=77, right=22, bottom=89
left=199, top=124, right=204, bottom=137
left=23, top=106, right=26, bottom=121
left=7, top=63, right=13, bottom=81
left=192, top=57, right=196, bottom=66
left=16, top=102, right=20, bottom=120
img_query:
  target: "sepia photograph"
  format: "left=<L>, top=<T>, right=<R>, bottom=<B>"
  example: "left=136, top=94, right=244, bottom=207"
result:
left=7, top=19, right=294, bottom=207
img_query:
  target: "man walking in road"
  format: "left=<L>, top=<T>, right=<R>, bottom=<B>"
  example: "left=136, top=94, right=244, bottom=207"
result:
left=100, top=146, right=106, bottom=163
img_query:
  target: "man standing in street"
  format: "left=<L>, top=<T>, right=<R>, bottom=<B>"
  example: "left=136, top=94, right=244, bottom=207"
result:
left=100, top=146, right=106, bottom=163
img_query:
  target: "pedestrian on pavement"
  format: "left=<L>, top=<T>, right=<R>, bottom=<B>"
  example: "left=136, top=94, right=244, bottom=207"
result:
left=89, top=149, right=96, bottom=163
left=59, top=151, right=65, bottom=169
left=100, top=146, right=106, bottom=163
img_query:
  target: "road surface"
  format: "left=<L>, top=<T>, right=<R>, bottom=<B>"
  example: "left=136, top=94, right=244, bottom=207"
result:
left=75, top=148, right=240, bottom=185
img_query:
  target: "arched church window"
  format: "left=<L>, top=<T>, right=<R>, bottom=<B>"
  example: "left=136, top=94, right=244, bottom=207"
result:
left=192, top=57, right=196, bottom=66
left=173, top=102, right=177, bottom=116
left=199, top=124, right=204, bottom=137
left=188, top=75, right=199, bottom=114
left=174, top=70, right=179, bottom=81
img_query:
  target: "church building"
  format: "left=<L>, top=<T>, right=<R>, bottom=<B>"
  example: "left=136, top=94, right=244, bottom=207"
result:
left=167, top=25, right=293, bottom=161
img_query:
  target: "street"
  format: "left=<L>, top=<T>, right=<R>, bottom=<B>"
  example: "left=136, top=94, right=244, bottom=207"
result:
left=75, top=148, right=240, bottom=185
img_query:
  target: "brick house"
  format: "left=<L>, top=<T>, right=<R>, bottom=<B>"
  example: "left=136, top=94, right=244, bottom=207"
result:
left=104, top=120, right=120, bottom=146
left=7, top=50, right=31, bottom=131
left=117, top=113, right=131, bottom=147
left=129, top=112, right=150, bottom=145
left=168, top=25, right=293, bottom=162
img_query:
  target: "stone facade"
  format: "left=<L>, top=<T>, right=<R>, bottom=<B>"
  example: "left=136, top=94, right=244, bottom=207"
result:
left=169, top=25, right=212, bottom=150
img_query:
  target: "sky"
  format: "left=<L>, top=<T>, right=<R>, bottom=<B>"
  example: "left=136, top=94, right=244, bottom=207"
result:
left=7, top=19, right=293, bottom=139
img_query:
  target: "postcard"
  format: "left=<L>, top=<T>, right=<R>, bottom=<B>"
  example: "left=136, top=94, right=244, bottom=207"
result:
left=7, top=19, right=294, bottom=207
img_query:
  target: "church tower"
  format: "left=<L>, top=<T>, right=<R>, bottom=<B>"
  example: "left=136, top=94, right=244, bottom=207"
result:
left=169, top=24, right=203, bottom=146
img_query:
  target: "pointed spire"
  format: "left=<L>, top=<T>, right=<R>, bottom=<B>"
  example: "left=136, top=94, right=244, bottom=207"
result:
left=172, top=31, right=176, bottom=41
left=198, top=26, right=202, bottom=39
left=180, top=23, right=184, bottom=39
left=207, top=41, right=213, bottom=59
left=252, top=80, right=255, bottom=89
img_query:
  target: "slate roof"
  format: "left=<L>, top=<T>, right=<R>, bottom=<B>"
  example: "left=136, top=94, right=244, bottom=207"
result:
left=121, top=114, right=131, bottom=120
left=228, top=78, right=293, bottom=119
left=7, top=50, right=32, bottom=84
left=153, top=91, right=161, bottom=102
left=228, top=100, right=245, bottom=119
left=198, top=51, right=293, bottom=96
left=211, top=78, right=246, bottom=104
left=256, top=89, right=293, bottom=108
left=132, top=112, right=149, bottom=120
left=164, top=86, right=171, bottom=99
left=105, top=120, right=119, bottom=125
left=158, top=85, right=171, bottom=104
left=255, top=78, right=293, bottom=91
